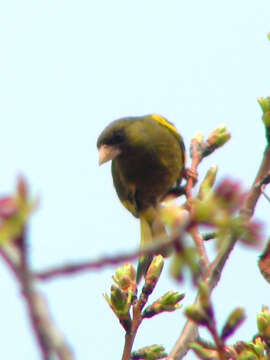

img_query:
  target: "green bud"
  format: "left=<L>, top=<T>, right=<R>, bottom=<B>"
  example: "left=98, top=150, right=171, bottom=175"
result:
left=268, top=33, right=270, bottom=41
left=143, top=291, right=184, bottom=318
left=185, top=305, right=209, bottom=326
left=145, top=255, right=164, bottom=281
left=246, top=337, right=265, bottom=357
left=263, top=112, right=270, bottom=128
left=198, top=166, right=218, bottom=200
left=170, top=253, right=184, bottom=282
left=258, top=97, right=270, bottom=128
left=160, top=202, right=189, bottom=230
left=104, top=287, right=132, bottom=331
left=257, top=306, right=270, bottom=341
left=221, top=307, right=245, bottom=340
left=142, top=255, right=164, bottom=295
left=189, top=343, right=219, bottom=359
left=206, top=125, right=231, bottom=150
left=238, top=350, right=258, bottom=360
left=106, top=285, right=133, bottom=318
left=161, top=291, right=185, bottom=306
left=199, top=282, right=213, bottom=319
left=110, top=285, right=127, bottom=312
left=258, top=97, right=270, bottom=114
left=192, top=197, right=219, bottom=224
left=131, top=344, right=167, bottom=359
left=113, top=263, right=136, bottom=293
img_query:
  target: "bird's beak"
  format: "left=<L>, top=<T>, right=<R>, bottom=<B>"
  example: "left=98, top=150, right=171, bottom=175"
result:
left=98, top=145, right=121, bottom=165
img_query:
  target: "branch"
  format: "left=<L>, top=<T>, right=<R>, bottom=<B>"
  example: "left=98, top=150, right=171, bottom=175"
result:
left=168, top=121, right=270, bottom=359
left=184, top=127, right=230, bottom=272
left=0, top=241, right=74, bottom=360
left=35, top=237, right=180, bottom=282
left=122, top=289, right=148, bottom=360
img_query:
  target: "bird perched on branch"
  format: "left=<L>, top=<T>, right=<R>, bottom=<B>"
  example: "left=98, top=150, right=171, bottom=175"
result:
left=97, top=114, right=186, bottom=282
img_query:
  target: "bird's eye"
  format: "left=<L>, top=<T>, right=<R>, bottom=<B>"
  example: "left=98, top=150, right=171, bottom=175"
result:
left=112, top=131, right=125, bottom=144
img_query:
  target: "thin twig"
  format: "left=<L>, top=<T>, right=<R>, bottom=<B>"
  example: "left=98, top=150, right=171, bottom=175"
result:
left=190, top=227, right=210, bottom=272
left=122, top=278, right=155, bottom=360
left=35, top=237, right=180, bottom=281
left=261, top=185, right=270, bottom=203
left=185, top=138, right=210, bottom=270
left=240, top=146, right=270, bottom=217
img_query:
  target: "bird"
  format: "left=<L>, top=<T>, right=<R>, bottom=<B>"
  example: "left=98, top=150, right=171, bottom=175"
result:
left=97, top=114, right=186, bottom=282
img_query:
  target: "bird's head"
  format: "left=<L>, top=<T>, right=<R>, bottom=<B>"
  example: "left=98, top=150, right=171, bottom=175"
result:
left=97, top=119, right=130, bottom=165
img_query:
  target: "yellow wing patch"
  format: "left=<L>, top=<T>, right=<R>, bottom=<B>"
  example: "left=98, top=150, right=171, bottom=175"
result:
left=151, top=114, right=179, bottom=137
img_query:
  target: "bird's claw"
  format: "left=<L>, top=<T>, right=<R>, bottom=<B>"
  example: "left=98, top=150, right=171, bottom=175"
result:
left=183, top=168, right=198, bottom=184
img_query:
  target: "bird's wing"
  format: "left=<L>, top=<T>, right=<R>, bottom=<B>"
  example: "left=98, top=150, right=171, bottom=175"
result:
left=111, top=160, right=139, bottom=218
left=151, top=114, right=186, bottom=182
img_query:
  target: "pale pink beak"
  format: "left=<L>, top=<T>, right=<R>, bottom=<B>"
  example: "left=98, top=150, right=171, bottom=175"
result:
left=98, top=145, right=121, bottom=165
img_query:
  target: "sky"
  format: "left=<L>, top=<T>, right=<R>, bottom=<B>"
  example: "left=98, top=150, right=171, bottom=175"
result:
left=0, top=1, right=270, bottom=359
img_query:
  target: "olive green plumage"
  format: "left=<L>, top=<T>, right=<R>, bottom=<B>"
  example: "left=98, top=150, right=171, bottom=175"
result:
left=97, top=114, right=185, bottom=282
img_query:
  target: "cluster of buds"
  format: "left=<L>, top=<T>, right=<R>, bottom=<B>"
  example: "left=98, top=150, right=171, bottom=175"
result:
left=105, top=263, right=137, bottom=331
left=203, top=125, right=231, bottom=156
left=223, top=307, right=270, bottom=359
left=131, top=344, right=167, bottom=359
left=0, top=177, right=36, bottom=245
left=257, top=306, right=270, bottom=344
left=159, top=199, right=200, bottom=284
left=113, top=262, right=137, bottom=294
left=226, top=337, right=268, bottom=359
left=193, top=178, right=262, bottom=248
left=159, top=200, right=189, bottom=236
left=190, top=125, right=230, bottom=160
left=186, top=283, right=246, bottom=359
left=143, top=291, right=184, bottom=319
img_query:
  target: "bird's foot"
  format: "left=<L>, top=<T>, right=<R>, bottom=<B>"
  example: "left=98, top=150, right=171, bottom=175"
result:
left=183, top=168, right=198, bottom=184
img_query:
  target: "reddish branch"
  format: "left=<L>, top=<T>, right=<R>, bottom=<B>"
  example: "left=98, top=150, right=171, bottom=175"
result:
left=168, top=137, right=270, bottom=359
left=35, top=237, right=181, bottom=281
left=0, top=242, right=74, bottom=360
left=121, top=291, right=148, bottom=360
left=185, top=137, right=211, bottom=273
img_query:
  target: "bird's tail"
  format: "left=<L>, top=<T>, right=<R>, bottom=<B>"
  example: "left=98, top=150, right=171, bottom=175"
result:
left=136, top=207, right=169, bottom=283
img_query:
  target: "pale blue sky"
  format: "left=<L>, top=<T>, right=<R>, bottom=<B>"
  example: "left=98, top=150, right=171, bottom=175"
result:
left=0, top=1, right=270, bottom=359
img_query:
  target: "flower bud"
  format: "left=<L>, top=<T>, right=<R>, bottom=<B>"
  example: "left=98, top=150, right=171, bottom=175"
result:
left=185, top=305, right=209, bottom=326
left=142, top=255, right=164, bottom=295
left=143, top=291, right=184, bottom=318
left=257, top=306, right=270, bottom=341
left=199, top=282, right=213, bottom=319
left=246, top=337, right=265, bottom=357
left=113, top=263, right=136, bottom=294
left=258, top=97, right=270, bottom=127
left=105, top=285, right=133, bottom=318
left=221, top=307, right=245, bottom=340
left=198, top=166, right=218, bottom=200
left=208, top=124, right=231, bottom=147
left=131, top=344, right=167, bottom=359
